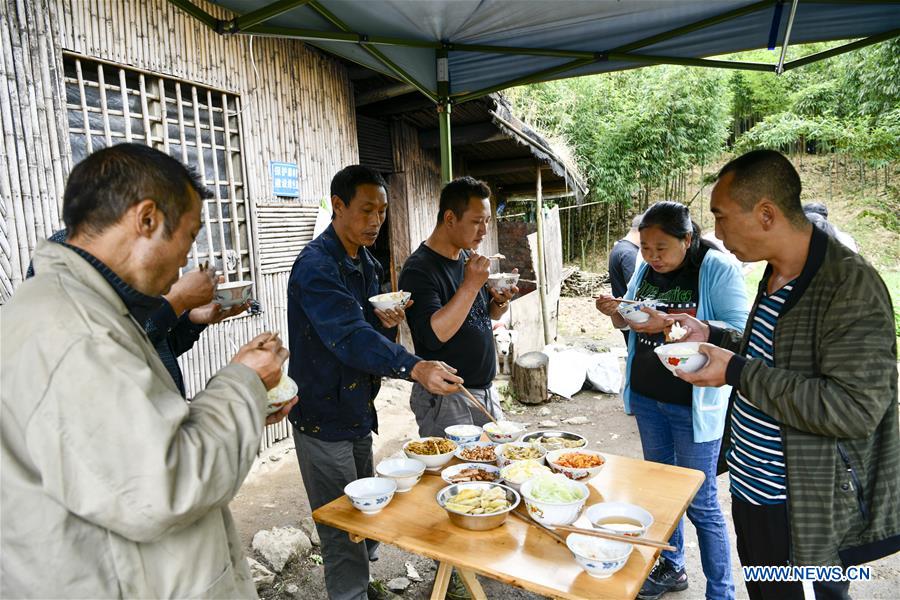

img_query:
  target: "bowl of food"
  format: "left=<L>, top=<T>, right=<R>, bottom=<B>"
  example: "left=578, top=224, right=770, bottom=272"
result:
left=444, top=424, right=483, bottom=445
left=653, top=342, right=708, bottom=374
left=520, top=430, right=587, bottom=451
left=566, top=533, right=633, bottom=579
left=344, top=477, right=397, bottom=514
left=495, top=442, right=546, bottom=469
left=266, top=372, right=298, bottom=415
left=520, top=473, right=590, bottom=527
left=545, top=449, right=606, bottom=481
left=403, top=437, right=457, bottom=471
left=487, top=272, right=520, bottom=293
left=375, top=458, right=427, bottom=493
left=441, top=463, right=502, bottom=485
left=368, top=290, right=411, bottom=311
left=616, top=299, right=663, bottom=324
left=499, top=459, right=553, bottom=493
left=482, top=420, right=526, bottom=443
left=454, top=441, right=497, bottom=464
left=214, top=281, right=253, bottom=308
left=436, top=482, right=520, bottom=531
left=586, top=501, right=654, bottom=538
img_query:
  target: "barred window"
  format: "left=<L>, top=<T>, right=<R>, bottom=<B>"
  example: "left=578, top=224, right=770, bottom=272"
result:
left=63, top=54, right=254, bottom=283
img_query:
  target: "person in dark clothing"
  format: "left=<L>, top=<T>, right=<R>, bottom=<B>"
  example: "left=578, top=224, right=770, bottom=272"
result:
left=399, top=176, right=518, bottom=438
left=608, top=214, right=643, bottom=345
left=26, top=229, right=248, bottom=396
left=287, top=165, right=462, bottom=600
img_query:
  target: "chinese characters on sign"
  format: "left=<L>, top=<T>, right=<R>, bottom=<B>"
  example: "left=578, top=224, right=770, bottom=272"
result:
left=270, top=161, right=299, bottom=197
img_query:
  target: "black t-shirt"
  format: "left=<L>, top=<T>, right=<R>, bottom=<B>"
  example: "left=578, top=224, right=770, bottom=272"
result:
left=398, top=243, right=496, bottom=388
left=608, top=239, right=639, bottom=298
left=629, top=259, right=702, bottom=406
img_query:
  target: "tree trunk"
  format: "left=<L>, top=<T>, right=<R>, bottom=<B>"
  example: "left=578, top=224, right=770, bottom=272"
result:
left=512, top=351, right=549, bottom=405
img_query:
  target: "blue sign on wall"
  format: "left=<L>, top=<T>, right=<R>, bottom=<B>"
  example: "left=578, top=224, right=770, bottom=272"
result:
left=270, top=161, right=299, bottom=197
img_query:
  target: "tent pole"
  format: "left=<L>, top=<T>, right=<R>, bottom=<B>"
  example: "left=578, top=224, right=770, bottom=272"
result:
left=535, top=165, right=551, bottom=346
left=437, top=49, right=452, bottom=183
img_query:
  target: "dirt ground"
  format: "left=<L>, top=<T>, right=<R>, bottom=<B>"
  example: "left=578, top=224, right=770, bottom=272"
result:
left=230, top=296, right=900, bottom=599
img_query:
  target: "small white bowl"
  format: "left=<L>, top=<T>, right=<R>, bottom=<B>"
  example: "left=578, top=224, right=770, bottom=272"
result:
left=499, top=459, right=552, bottom=493
left=654, top=342, right=708, bottom=374
left=368, top=290, right=411, bottom=311
left=454, top=441, right=498, bottom=464
left=520, top=475, right=589, bottom=527
left=403, top=438, right=457, bottom=471
left=545, top=449, right=606, bottom=481
left=266, top=373, right=298, bottom=415
left=214, top=281, right=252, bottom=308
left=482, top=420, right=526, bottom=444
left=344, top=477, right=397, bottom=514
left=441, top=463, right=502, bottom=485
left=495, top=442, right=547, bottom=469
left=444, top=424, right=483, bottom=445
left=487, top=272, right=520, bottom=292
left=375, top=458, right=426, bottom=493
left=566, top=533, right=633, bottom=579
left=586, top=501, right=654, bottom=538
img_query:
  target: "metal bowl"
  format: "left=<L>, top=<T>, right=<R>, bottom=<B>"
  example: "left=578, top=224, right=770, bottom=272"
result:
left=519, top=430, right=587, bottom=451
left=436, top=482, right=520, bottom=531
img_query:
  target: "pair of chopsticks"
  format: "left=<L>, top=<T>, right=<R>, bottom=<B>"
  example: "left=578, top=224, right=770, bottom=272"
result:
left=458, top=386, right=499, bottom=425
left=509, top=506, right=674, bottom=551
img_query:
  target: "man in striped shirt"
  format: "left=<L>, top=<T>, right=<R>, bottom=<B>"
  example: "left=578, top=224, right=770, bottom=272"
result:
left=671, top=150, right=899, bottom=600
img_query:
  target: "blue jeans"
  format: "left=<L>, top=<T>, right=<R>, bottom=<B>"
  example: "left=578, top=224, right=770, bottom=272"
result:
left=631, top=391, right=735, bottom=600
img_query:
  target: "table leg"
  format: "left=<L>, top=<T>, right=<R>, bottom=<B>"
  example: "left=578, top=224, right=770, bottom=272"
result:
left=456, top=568, right=487, bottom=600
left=430, top=562, right=453, bottom=600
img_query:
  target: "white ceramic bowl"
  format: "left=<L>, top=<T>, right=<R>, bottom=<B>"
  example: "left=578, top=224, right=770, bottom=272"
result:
left=482, top=420, right=526, bottom=444
left=368, top=290, right=411, bottom=311
left=498, top=459, right=552, bottom=493
left=265, top=373, right=298, bottom=415
left=436, top=482, right=520, bottom=531
left=654, top=342, right=708, bottom=374
left=375, top=458, right=427, bottom=493
left=214, top=281, right=253, bottom=308
left=586, top=501, right=654, bottom=538
left=487, top=272, right=520, bottom=292
left=495, top=442, right=547, bottom=469
left=440, top=462, right=502, bottom=485
left=545, top=448, right=606, bottom=481
left=344, top=477, right=397, bottom=514
left=566, top=533, right=633, bottom=579
left=444, top=424, right=483, bottom=445
left=519, top=430, right=587, bottom=451
left=453, top=441, right=498, bottom=464
left=402, top=438, right=457, bottom=471
left=520, top=476, right=590, bottom=526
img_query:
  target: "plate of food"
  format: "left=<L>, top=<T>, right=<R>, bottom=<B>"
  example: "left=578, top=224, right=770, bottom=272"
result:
left=441, top=463, right=502, bottom=484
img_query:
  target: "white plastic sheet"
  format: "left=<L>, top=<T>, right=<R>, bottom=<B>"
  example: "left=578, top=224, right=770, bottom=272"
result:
left=542, top=345, right=622, bottom=399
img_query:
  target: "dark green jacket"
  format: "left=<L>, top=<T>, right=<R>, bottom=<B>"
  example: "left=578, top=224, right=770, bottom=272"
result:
left=712, top=226, right=899, bottom=566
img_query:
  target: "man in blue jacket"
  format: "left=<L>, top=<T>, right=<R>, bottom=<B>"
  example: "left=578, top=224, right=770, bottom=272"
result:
left=287, top=165, right=463, bottom=600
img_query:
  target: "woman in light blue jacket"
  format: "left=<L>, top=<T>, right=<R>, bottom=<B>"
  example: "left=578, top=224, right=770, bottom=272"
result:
left=597, top=202, right=748, bottom=600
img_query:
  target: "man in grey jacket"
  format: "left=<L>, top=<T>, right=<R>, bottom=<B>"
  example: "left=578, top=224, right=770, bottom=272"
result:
left=1, top=144, right=294, bottom=598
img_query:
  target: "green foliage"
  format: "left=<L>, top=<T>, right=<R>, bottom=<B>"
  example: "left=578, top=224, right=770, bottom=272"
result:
left=507, top=66, right=731, bottom=205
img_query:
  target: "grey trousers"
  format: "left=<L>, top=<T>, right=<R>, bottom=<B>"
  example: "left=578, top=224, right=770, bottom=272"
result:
left=409, top=384, right=504, bottom=438
left=294, top=430, right=378, bottom=600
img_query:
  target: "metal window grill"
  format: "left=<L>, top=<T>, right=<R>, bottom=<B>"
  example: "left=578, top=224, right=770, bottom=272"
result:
left=63, top=54, right=253, bottom=284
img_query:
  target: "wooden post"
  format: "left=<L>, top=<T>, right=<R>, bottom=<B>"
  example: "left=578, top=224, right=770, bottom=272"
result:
left=535, top=165, right=551, bottom=346
left=512, top=351, right=549, bottom=405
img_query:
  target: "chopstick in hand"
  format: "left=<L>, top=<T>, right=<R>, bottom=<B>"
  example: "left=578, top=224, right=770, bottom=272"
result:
left=458, top=386, right=498, bottom=425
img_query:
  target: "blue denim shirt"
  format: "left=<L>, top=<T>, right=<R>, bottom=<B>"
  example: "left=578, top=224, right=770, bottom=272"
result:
left=287, top=225, right=421, bottom=441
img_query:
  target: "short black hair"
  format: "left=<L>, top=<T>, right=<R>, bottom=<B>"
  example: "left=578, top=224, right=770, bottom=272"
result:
left=438, top=176, right=491, bottom=224
left=330, top=165, right=388, bottom=209
left=803, top=202, right=829, bottom=219
left=717, top=149, right=804, bottom=225
left=63, top=143, right=209, bottom=237
left=640, top=201, right=716, bottom=269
